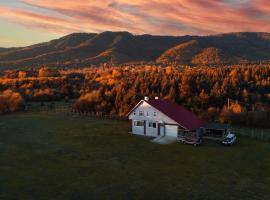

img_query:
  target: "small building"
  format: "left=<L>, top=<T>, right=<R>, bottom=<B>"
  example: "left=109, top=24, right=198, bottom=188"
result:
left=127, top=97, right=205, bottom=138
left=204, top=122, right=229, bottom=140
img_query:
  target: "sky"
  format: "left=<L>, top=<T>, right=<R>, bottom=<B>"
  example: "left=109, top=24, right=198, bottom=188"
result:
left=1, top=0, right=270, bottom=47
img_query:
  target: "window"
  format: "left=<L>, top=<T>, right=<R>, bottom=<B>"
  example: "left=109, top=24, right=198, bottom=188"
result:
left=139, top=111, right=144, bottom=116
left=149, top=122, right=156, bottom=128
left=134, top=121, right=144, bottom=126
left=153, top=112, right=156, bottom=116
left=133, top=112, right=136, bottom=115
left=146, top=112, right=149, bottom=116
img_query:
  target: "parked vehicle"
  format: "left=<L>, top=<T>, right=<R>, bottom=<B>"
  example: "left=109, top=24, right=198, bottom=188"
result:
left=221, top=133, right=237, bottom=145
left=177, top=134, right=202, bottom=146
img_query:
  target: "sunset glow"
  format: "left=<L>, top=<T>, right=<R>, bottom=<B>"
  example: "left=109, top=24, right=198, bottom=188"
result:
left=1, top=0, right=270, bottom=47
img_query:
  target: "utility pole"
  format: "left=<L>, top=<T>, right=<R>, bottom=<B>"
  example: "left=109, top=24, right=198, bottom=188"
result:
left=110, top=57, right=113, bottom=67
left=227, top=98, right=230, bottom=110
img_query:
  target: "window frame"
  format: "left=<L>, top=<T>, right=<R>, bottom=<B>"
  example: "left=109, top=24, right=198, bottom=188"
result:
left=148, top=122, right=157, bottom=128
left=134, top=120, right=144, bottom=127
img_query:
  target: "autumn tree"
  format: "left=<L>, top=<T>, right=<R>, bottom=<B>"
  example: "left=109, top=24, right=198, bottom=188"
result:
left=38, top=67, right=60, bottom=77
left=0, top=90, right=24, bottom=114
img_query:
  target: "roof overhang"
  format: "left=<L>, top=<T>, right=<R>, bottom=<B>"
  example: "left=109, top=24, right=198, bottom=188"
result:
left=126, top=100, right=145, bottom=117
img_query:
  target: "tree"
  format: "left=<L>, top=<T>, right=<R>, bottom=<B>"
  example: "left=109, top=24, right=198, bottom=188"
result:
left=38, top=67, right=60, bottom=77
left=242, top=88, right=249, bottom=102
left=0, top=90, right=24, bottom=114
left=167, top=86, right=176, bottom=101
left=199, top=89, right=210, bottom=105
left=18, top=71, right=27, bottom=79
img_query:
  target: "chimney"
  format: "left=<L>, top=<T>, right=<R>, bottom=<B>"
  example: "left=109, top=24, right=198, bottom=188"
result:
left=144, top=96, right=149, bottom=101
left=155, top=97, right=159, bottom=100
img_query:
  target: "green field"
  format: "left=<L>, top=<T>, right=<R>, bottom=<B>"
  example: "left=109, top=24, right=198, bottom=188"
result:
left=0, top=113, right=270, bottom=200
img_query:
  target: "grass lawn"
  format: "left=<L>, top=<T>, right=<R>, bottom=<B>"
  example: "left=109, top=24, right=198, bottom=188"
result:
left=0, top=113, right=269, bottom=200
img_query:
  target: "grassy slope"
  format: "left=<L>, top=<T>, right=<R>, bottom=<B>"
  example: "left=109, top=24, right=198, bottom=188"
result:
left=0, top=113, right=269, bottom=200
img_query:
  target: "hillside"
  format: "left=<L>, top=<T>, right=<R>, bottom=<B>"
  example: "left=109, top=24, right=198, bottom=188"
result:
left=156, top=40, right=202, bottom=64
left=1, top=32, right=270, bottom=67
left=0, top=32, right=188, bottom=68
left=157, top=32, right=270, bottom=65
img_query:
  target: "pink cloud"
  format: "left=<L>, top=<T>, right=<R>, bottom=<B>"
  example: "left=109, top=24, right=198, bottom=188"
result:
left=0, top=6, right=82, bottom=33
left=0, top=0, right=270, bottom=35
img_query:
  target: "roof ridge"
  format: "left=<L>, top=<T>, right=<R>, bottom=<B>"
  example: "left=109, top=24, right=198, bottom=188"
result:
left=147, top=99, right=205, bottom=131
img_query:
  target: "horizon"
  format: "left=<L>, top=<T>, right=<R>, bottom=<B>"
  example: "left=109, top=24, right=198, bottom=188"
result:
left=1, top=0, right=270, bottom=47
left=2, top=30, right=270, bottom=48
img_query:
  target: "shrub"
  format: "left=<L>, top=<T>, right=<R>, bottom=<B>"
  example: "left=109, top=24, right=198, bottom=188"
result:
left=0, top=90, right=24, bottom=114
left=32, top=88, right=57, bottom=101
left=73, top=91, right=102, bottom=114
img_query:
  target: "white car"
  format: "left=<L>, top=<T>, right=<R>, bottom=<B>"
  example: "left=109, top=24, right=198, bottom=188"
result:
left=222, top=133, right=237, bottom=145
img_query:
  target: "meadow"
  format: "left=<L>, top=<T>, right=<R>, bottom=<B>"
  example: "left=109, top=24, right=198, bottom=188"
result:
left=0, top=112, right=269, bottom=200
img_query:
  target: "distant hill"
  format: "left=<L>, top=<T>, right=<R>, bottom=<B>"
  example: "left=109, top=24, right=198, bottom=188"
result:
left=0, top=47, right=19, bottom=54
left=157, top=40, right=202, bottom=64
left=1, top=31, right=270, bottom=68
left=157, top=32, right=270, bottom=65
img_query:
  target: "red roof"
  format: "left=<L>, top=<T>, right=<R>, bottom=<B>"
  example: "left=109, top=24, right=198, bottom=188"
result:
left=147, top=99, right=205, bottom=131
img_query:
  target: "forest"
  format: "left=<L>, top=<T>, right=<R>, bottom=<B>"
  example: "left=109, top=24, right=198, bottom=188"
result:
left=0, top=64, right=269, bottom=127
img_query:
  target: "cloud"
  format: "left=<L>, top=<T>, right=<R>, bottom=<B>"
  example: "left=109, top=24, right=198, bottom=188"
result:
left=0, top=0, right=270, bottom=35
left=0, top=6, right=82, bottom=33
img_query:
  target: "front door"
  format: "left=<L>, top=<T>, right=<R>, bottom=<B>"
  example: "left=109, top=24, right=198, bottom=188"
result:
left=159, top=124, right=165, bottom=136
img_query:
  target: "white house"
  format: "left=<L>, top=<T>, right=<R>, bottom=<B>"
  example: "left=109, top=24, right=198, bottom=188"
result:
left=127, top=97, right=205, bottom=138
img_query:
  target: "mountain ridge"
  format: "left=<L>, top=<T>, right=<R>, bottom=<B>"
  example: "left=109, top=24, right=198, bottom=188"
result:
left=1, top=31, right=270, bottom=68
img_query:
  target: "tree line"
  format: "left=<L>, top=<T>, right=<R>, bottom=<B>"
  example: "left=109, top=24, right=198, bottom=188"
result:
left=0, top=65, right=269, bottom=127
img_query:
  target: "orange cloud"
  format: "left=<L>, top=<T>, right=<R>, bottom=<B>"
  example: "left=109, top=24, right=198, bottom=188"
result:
left=0, top=6, right=82, bottom=33
left=1, top=0, right=270, bottom=35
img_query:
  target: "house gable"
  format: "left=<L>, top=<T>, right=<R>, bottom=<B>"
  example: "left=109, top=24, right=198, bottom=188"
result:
left=128, top=100, right=182, bottom=127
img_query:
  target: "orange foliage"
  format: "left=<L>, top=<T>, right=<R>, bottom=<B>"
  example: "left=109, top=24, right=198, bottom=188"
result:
left=0, top=90, right=24, bottom=114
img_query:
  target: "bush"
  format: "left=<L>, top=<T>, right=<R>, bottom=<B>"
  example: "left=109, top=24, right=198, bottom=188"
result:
left=0, top=90, right=24, bottom=114
left=32, top=88, right=59, bottom=101
left=73, top=91, right=102, bottom=114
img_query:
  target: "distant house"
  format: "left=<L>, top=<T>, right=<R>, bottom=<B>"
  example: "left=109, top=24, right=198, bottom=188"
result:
left=127, top=97, right=205, bottom=138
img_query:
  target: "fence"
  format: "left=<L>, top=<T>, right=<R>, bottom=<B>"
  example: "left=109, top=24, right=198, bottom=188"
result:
left=231, top=125, right=270, bottom=141
left=68, top=112, right=128, bottom=120
left=24, top=102, right=128, bottom=120
left=25, top=102, right=72, bottom=113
